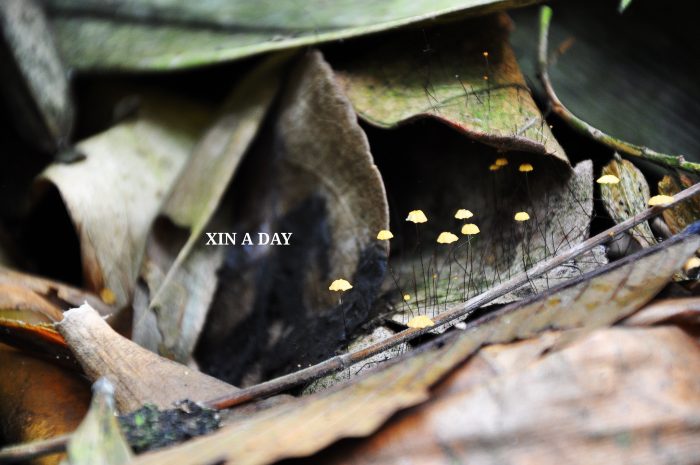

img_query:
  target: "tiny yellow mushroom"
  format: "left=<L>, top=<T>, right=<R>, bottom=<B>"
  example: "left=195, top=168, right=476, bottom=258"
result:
left=596, top=174, right=620, bottom=184
left=403, top=294, right=411, bottom=301
left=376, top=230, right=394, bottom=240
left=406, top=210, right=428, bottom=223
left=648, top=194, right=674, bottom=206
left=518, top=163, right=534, bottom=173
left=683, top=257, right=700, bottom=275
left=454, top=209, right=473, bottom=220
left=100, top=288, right=116, bottom=305
left=437, top=232, right=459, bottom=244
left=407, top=315, right=435, bottom=329
left=461, top=223, right=480, bottom=235
left=489, top=164, right=500, bottom=171
left=329, top=279, right=353, bottom=292
left=495, top=157, right=508, bottom=166
left=514, top=211, right=531, bottom=222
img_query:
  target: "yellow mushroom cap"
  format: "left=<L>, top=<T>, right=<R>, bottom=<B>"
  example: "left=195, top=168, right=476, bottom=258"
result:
left=329, top=279, right=353, bottom=292
left=376, top=229, right=394, bottom=240
left=489, top=164, right=500, bottom=171
left=406, top=210, right=428, bottom=223
left=596, top=174, right=620, bottom=184
left=100, top=288, right=116, bottom=305
left=403, top=294, right=411, bottom=301
left=407, top=315, right=435, bottom=329
left=514, top=211, right=531, bottom=221
left=454, top=209, right=474, bottom=220
left=519, top=163, right=534, bottom=172
left=495, top=158, right=508, bottom=166
left=648, top=194, right=674, bottom=206
left=683, top=257, right=700, bottom=274
left=437, top=232, right=459, bottom=244
left=461, top=223, right=480, bottom=235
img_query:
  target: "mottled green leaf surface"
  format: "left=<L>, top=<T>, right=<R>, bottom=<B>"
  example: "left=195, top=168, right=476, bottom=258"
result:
left=333, top=14, right=566, bottom=160
left=44, top=0, right=541, bottom=71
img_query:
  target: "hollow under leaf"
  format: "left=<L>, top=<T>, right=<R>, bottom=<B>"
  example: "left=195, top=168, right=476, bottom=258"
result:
left=35, top=95, right=212, bottom=309
left=129, top=223, right=700, bottom=465
left=194, top=50, right=389, bottom=386
left=132, top=54, right=288, bottom=363
left=44, top=0, right=542, bottom=71
left=332, top=14, right=567, bottom=161
left=370, top=118, right=597, bottom=323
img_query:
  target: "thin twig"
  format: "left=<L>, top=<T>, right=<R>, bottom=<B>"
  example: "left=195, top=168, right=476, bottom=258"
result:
left=536, top=6, right=700, bottom=174
left=0, top=433, right=69, bottom=463
left=206, top=181, right=700, bottom=409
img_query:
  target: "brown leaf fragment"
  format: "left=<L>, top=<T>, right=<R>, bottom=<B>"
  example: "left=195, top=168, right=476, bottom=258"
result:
left=600, top=156, right=656, bottom=248
left=0, top=343, right=90, bottom=465
left=659, top=174, right=700, bottom=234
left=56, top=303, right=236, bottom=413
left=623, top=297, right=700, bottom=336
left=317, top=327, right=700, bottom=465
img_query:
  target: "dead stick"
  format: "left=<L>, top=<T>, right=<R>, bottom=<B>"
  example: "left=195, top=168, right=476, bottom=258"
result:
left=0, top=433, right=69, bottom=464
left=537, top=6, right=700, bottom=174
left=207, top=181, right=700, bottom=409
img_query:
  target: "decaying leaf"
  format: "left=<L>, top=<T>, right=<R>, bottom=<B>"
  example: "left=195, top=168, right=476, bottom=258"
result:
left=0, top=0, right=74, bottom=153
left=315, top=326, right=700, bottom=465
left=623, top=297, right=700, bottom=334
left=333, top=14, right=566, bottom=160
left=600, top=156, right=655, bottom=248
left=659, top=174, right=700, bottom=234
left=44, top=0, right=542, bottom=71
left=56, top=303, right=237, bottom=413
left=0, top=266, right=113, bottom=315
left=129, top=225, right=700, bottom=465
left=0, top=343, right=90, bottom=465
left=195, top=50, right=389, bottom=386
left=133, top=54, right=288, bottom=362
left=36, top=95, right=212, bottom=309
left=62, top=378, right=132, bottom=465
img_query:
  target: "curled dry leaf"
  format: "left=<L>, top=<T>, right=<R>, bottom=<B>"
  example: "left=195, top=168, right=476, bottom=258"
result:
left=333, top=14, right=567, bottom=160
left=0, top=0, right=74, bottom=153
left=62, top=378, right=132, bottom=465
left=129, top=225, right=700, bottom=465
left=0, top=266, right=113, bottom=315
left=659, top=173, right=700, bottom=234
left=36, top=95, right=212, bottom=309
left=623, top=297, right=700, bottom=335
left=316, top=326, right=700, bottom=465
left=195, top=50, right=389, bottom=385
left=600, top=156, right=656, bottom=248
left=44, top=0, right=542, bottom=71
left=133, top=54, right=288, bottom=362
left=0, top=343, right=90, bottom=465
left=56, top=304, right=236, bottom=413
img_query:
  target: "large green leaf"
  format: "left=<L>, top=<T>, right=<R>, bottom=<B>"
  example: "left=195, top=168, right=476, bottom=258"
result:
left=44, top=0, right=541, bottom=71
